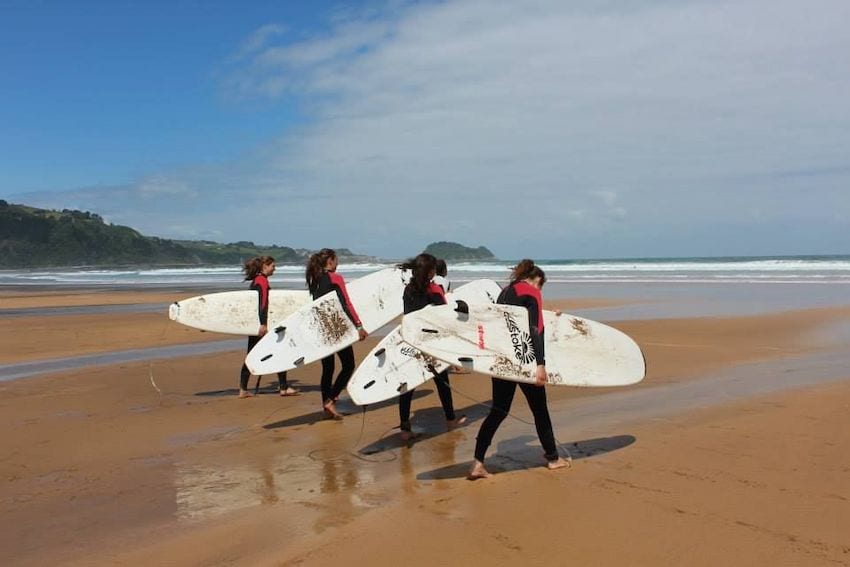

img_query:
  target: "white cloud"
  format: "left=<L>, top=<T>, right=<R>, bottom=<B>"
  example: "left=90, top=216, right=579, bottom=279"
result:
left=15, top=0, right=850, bottom=258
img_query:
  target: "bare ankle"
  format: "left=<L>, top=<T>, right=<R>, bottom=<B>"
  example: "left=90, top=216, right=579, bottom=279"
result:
left=467, top=460, right=492, bottom=480
left=546, top=457, right=571, bottom=470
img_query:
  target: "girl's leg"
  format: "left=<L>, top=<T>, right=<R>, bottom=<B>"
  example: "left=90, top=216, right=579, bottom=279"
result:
left=518, top=383, right=561, bottom=463
left=320, top=355, right=335, bottom=403
left=433, top=370, right=456, bottom=421
left=238, top=336, right=259, bottom=397
left=331, top=346, right=355, bottom=400
left=472, top=378, right=517, bottom=462
left=398, top=390, right=414, bottom=433
left=278, top=371, right=298, bottom=395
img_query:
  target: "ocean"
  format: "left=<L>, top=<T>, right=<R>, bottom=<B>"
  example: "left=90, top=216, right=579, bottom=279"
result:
left=2, top=255, right=849, bottom=287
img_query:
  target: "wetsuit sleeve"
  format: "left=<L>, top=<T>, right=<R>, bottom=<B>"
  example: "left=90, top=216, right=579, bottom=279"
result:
left=329, top=272, right=362, bottom=327
left=252, top=276, right=271, bottom=326
left=513, top=282, right=546, bottom=366
left=526, top=297, right=545, bottom=366
left=426, top=282, right=447, bottom=306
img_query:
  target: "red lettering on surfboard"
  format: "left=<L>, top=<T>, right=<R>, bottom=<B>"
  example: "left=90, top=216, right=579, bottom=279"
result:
left=477, top=324, right=485, bottom=349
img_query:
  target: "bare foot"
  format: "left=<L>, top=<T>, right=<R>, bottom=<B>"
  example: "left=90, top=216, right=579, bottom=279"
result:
left=467, top=460, right=493, bottom=480
left=238, top=389, right=253, bottom=399
left=546, top=457, right=572, bottom=470
left=446, top=415, right=468, bottom=430
left=399, top=429, right=420, bottom=442
left=280, top=387, right=300, bottom=397
left=323, top=400, right=343, bottom=420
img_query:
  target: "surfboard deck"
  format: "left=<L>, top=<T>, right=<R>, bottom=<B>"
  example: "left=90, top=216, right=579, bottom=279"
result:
left=400, top=301, right=645, bottom=387
left=245, top=268, right=410, bottom=375
left=168, top=289, right=310, bottom=336
left=347, top=279, right=503, bottom=405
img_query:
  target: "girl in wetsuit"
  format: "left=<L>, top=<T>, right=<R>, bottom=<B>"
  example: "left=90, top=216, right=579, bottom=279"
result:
left=238, top=256, right=298, bottom=398
left=397, top=253, right=466, bottom=440
left=305, top=248, right=368, bottom=419
left=468, top=259, right=570, bottom=478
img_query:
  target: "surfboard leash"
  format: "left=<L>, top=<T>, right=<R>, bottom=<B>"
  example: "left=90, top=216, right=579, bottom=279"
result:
left=348, top=404, right=401, bottom=463
left=301, top=405, right=399, bottom=464
left=442, top=380, right=574, bottom=463
left=147, top=315, right=173, bottom=406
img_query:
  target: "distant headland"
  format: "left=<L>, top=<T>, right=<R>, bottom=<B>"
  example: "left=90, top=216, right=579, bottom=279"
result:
left=0, top=201, right=495, bottom=268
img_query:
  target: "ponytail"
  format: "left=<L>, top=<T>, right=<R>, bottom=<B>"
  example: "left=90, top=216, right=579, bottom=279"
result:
left=397, top=253, right=437, bottom=294
left=306, top=248, right=336, bottom=292
left=510, top=258, right=546, bottom=287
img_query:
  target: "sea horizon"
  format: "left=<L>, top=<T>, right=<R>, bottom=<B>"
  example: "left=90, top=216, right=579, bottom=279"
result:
left=2, top=253, right=850, bottom=287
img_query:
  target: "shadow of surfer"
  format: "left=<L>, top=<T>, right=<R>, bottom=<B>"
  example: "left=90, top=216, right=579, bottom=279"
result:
left=261, top=390, right=434, bottom=430
left=194, top=380, right=321, bottom=398
left=416, top=434, right=637, bottom=480
left=358, top=399, right=489, bottom=455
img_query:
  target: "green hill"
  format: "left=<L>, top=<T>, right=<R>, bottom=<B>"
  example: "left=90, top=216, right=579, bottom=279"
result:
left=0, top=201, right=372, bottom=268
left=423, top=241, right=495, bottom=260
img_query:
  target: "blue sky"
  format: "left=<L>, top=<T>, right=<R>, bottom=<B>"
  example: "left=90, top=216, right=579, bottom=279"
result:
left=2, top=0, right=849, bottom=259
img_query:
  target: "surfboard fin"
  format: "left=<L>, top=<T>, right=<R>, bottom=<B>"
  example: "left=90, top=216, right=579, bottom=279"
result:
left=454, top=300, right=469, bottom=314
left=274, top=325, right=286, bottom=334
left=293, top=356, right=305, bottom=366
left=374, top=348, right=386, bottom=357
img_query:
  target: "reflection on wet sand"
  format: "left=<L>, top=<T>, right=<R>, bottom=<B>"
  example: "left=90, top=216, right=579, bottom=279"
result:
left=174, top=453, right=379, bottom=524
left=173, top=420, right=471, bottom=527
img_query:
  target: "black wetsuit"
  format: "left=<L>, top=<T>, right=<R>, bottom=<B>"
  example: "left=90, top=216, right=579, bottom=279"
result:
left=310, top=270, right=363, bottom=403
left=473, top=281, right=558, bottom=462
left=239, top=274, right=289, bottom=391
left=398, top=281, right=457, bottom=431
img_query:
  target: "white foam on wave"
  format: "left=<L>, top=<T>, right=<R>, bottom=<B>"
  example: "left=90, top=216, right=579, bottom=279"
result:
left=3, top=257, right=850, bottom=286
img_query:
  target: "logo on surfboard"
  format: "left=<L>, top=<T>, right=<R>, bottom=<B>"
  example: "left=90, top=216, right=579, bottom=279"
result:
left=502, top=311, right=535, bottom=364
left=400, top=345, right=419, bottom=357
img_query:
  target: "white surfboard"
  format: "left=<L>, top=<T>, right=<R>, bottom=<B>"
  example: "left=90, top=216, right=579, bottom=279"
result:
left=347, top=279, right=503, bottom=405
left=168, top=289, right=310, bottom=335
left=245, top=268, right=410, bottom=375
left=400, top=301, right=645, bottom=387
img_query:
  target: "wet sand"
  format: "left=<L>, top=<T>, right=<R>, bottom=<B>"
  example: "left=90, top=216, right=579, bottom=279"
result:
left=1, top=290, right=849, bottom=565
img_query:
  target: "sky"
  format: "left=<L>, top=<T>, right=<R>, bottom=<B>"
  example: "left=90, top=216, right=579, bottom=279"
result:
left=2, top=0, right=849, bottom=260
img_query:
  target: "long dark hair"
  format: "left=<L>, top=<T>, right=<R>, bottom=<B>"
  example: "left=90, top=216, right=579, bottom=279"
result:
left=435, top=259, right=447, bottom=277
left=510, top=258, right=546, bottom=287
left=397, top=253, right=437, bottom=295
left=306, top=248, right=336, bottom=292
left=243, top=256, right=275, bottom=281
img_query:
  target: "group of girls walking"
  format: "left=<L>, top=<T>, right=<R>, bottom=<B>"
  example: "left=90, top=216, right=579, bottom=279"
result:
left=239, top=251, right=568, bottom=478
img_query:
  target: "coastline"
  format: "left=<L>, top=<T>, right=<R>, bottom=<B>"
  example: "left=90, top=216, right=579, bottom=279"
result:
left=2, top=284, right=850, bottom=565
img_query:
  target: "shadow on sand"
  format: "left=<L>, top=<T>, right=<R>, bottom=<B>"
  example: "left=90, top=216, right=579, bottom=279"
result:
left=416, top=434, right=637, bottom=480
left=260, top=389, right=437, bottom=430
left=357, top=401, right=491, bottom=455
left=194, top=380, right=321, bottom=398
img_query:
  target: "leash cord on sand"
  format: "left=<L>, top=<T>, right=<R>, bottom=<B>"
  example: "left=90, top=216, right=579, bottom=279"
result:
left=146, top=318, right=173, bottom=405
left=443, top=379, right=574, bottom=462
left=258, top=400, right=398, bottom=464
left=148, top=363, right=163, bottom=400
left=307, top=405, right=399, bottom=464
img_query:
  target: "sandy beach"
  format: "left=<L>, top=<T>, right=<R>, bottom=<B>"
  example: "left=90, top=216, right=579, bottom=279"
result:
left=2, top=288, right=849, bottom=566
